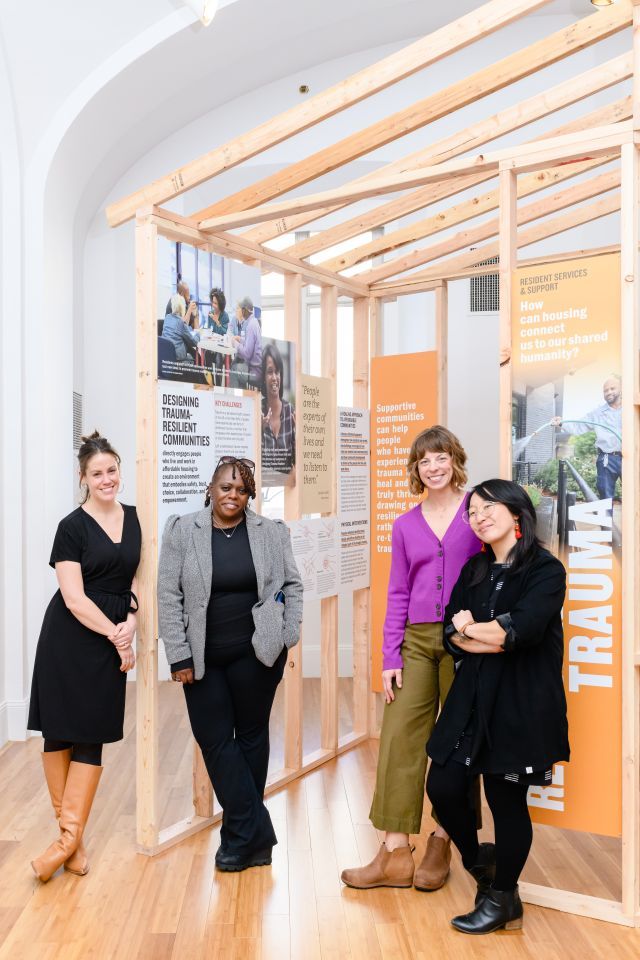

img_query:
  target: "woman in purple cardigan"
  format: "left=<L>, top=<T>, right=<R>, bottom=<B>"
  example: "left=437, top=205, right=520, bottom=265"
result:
left=341, top=426, right=481, bottom=892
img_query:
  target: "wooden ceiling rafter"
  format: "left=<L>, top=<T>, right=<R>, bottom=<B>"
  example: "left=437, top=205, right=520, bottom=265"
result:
left=107, top=0, right=555, bottom=228
left=197, top=122, right=631, bottom=233
left=357, top=166, right=621, bottom=284
left=107, top=0, right=635, bottom=301
left=317, top=96, right=631, bottom=273
left=192, top=3, right=631, bottom=229
left=370, top=190, right=621, bottom=292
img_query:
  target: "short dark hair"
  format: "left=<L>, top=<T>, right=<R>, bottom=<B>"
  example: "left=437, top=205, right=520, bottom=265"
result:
left=210, top=287, right=226, bottom=312
left=467, top=478, right=540, bottom=583
left=261, top=342, right=284, bottom=400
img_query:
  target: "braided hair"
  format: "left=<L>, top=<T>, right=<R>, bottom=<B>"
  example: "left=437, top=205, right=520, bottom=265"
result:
left=78, top=430, right=121, bottom=504
left=204, top=458, right=256, bottom=507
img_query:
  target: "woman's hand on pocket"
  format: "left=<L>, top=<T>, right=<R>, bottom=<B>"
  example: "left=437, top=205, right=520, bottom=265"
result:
left=172, top=668, right=194, bottom=684
left=382, top=668, right=403, bottom=704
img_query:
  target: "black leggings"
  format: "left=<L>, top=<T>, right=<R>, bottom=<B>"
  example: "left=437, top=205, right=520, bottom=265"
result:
left=427, top=757, right=532, bottom=890
left=44, top=739, right=103, bottom=766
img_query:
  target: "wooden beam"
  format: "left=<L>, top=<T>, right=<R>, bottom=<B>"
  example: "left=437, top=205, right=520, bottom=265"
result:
left=252, top=62, right=633, bottom=251
left=371, top=191, right=622, bottom=289
left=107, top=0, right=554, bottom=227
left=368, top=296, right=383, bottom=738
left=283, top=98, right=631, bottom=262
left=360, top=167, right=621, bottom=283
left=146, top=208, right=368, bottom=297
left=135, top=215, right=159, bottom=850
left=352, top=297, right=371, bottom=737
left=194, top=3, right=629, bottom=224
left=192, top=747, right=213, bottom=818
left=322, top=152, right=618, bottom=274
left=498, top=168, right=517, bottom=480
left=197, top=123, right=631, bottom=233
left=435, top=282, right=448, bottom=425
left=370, top=244, right=626, bottom=297
left=283, top=273, right=304, bottom=771
left=620, top=140, right=640, bottom=920
left=320, top=286, right=338, bottom=753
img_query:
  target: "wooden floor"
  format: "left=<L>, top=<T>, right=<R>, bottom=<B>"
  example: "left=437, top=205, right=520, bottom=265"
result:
left=1, top=686, right=639, bottom=960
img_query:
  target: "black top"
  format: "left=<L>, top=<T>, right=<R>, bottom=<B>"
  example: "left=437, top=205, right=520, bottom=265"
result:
left=28, top=505, right=141, bottom=743
left=427, top=547, right=569, bottom=776
left=205, top=519, right=258, bottom=650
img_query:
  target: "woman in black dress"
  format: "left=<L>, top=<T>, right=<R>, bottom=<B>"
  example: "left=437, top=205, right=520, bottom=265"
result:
left=28, top=431, right=141, bottom=882
left=426, top=479, right=568, bottom=934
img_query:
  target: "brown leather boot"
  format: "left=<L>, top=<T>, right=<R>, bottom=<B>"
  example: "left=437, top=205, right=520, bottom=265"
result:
left=32, top=761, right=102, bottom=882
left=414, top=833, right=451, bottom=891
left=40, top=751, right=90, bottom=876
left=341, top=843, right=414, bottom=889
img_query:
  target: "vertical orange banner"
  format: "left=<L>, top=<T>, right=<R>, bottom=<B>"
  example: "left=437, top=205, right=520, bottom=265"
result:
left=511, top=254, right=621, bottom=835
left=370, top=353, right=438, bottom=692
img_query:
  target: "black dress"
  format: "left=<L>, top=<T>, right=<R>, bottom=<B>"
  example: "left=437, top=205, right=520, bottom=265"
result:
left=28, top=504, right=141, bottom=743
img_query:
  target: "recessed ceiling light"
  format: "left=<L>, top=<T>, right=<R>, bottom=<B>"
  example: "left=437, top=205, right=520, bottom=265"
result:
left=590, top=0, right=617, bottom=7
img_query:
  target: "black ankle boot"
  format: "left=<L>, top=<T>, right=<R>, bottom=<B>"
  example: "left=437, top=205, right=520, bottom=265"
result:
left=467, top=842, right=496, bottom=905
left=215, top=847, right=272, bottom=872
left=451, top=886, right=523, bottom=935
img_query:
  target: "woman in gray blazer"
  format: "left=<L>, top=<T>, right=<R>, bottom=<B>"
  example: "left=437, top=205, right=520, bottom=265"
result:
left=158, top=455, right=303, bottom=872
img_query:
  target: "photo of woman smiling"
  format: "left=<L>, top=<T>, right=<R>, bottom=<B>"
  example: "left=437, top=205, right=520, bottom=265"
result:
left=260, top=340, right=296, bottom=487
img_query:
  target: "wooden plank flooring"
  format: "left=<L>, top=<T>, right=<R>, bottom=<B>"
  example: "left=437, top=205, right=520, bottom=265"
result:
left=1, top=684, right=638, bottom=959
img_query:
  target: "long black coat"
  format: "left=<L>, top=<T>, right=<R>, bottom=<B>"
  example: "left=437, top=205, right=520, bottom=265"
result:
left=427, top=547, right=569, bottom=775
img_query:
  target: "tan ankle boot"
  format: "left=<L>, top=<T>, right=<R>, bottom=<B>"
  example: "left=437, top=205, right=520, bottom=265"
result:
left=40, top=751, right=90, bottom=876
left=414, top=833, right=451, bottom=891
left=341, top=843, right=414, bottom=889
left=32, top=761, right=102, bottom=882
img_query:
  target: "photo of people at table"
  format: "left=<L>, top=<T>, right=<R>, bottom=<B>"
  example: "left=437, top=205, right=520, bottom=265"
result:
left=157, top=242, right=262, bottom=388
left=261, top=339, right=296, bottom=488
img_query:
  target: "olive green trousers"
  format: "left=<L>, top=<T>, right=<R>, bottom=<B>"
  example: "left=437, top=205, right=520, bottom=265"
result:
left=369, top=622, right=454, bottom=834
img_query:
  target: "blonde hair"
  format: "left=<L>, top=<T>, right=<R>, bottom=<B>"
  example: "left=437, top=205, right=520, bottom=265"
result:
left=407, top=425, right=468, bottom=496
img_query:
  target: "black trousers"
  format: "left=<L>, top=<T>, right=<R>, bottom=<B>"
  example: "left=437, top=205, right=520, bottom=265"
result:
left=184, top=641, right=287, bottom=854
left=427, top=756, right=533, bottom=890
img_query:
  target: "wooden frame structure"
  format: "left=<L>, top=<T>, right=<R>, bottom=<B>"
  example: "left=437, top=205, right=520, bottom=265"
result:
left=110, top=0, right=640, bottom=927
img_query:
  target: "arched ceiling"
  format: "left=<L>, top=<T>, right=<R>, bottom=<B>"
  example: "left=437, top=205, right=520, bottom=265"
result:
left=0, top=0, right=591, bottom=234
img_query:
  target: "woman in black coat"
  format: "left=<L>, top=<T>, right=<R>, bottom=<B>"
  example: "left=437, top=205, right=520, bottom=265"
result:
left=426, top=479, right=568, bottom=935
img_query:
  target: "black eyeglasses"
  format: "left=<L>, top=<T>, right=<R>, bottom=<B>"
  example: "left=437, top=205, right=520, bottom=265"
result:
left=216, top=456, right=255, bottom=474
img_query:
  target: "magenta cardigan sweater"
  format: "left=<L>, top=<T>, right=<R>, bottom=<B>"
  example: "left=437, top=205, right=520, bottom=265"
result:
left=382, top=500, right=481, bottom=670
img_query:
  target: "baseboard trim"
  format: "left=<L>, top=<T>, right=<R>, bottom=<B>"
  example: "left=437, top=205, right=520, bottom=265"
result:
left=0, top=697, right=31, bottom=746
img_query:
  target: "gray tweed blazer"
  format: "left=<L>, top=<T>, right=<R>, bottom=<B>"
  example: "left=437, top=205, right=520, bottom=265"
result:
left=158, top=507, right=303, bottom=678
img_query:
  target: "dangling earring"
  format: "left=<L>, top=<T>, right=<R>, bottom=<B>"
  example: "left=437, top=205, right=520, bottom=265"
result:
left=480, top=542, right=487, bottom=553
left=514, top=518, right=522, bottom=540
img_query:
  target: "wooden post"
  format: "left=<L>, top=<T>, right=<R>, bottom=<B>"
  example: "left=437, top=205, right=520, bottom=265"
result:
left=498, top=166, right=517, bottom=478
left=435, top=281, right=448, bottom=424
left=368, top=296, right=383, bottom=738
left=193, top=747, right=213, bottom=818
left=620, top=139, right=640, bottom=921
left=320, top=285, right=339, bottom=752
left=351, top=297, right=371, bottom=735
left=283, top=273, right=304, bottom=771
left=135, top=214, right=159, bottom=849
